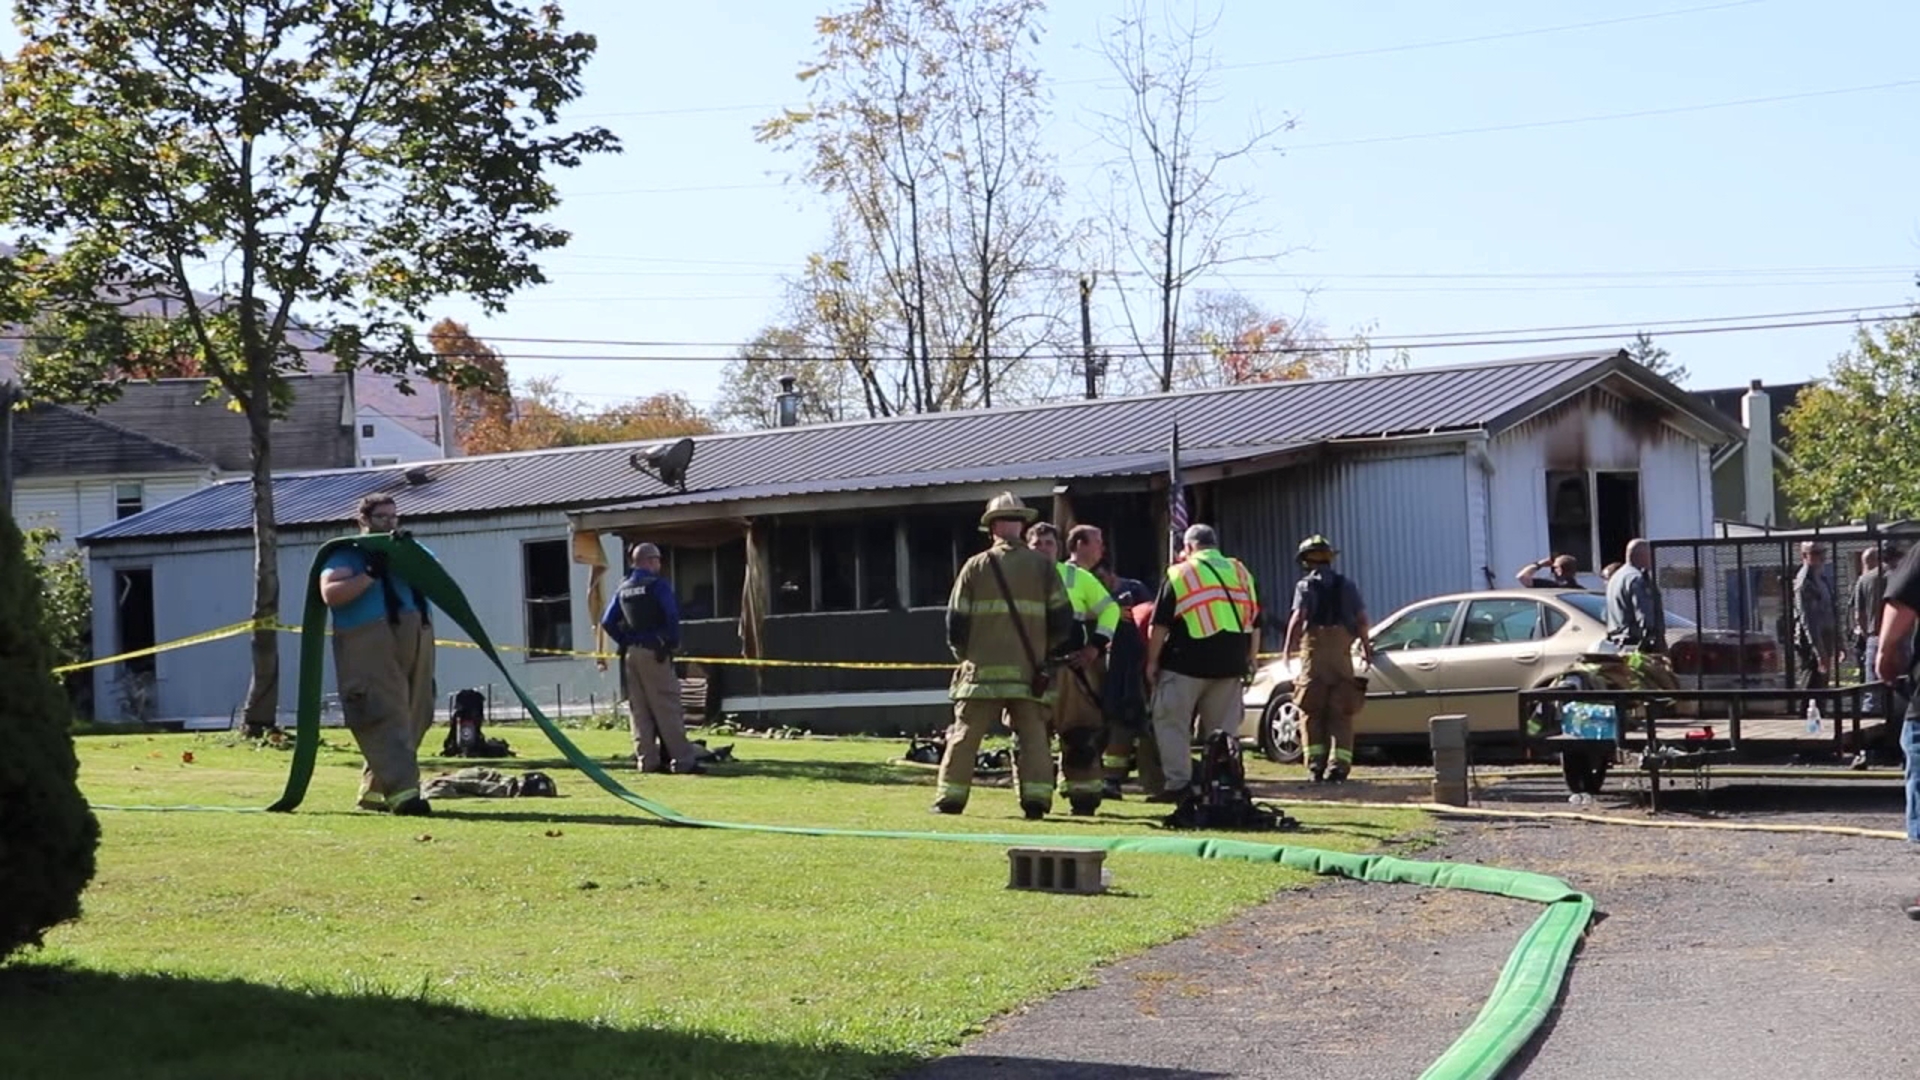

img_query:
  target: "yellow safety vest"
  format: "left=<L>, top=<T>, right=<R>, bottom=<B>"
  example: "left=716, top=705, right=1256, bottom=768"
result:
left=1168, top=553, right=1258, bottom=638
left=1058, top=562, right=1121, bottom=641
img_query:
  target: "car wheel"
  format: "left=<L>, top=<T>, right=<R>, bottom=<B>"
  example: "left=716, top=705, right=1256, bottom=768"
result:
left=1259, top=691, right=1305, bottom=764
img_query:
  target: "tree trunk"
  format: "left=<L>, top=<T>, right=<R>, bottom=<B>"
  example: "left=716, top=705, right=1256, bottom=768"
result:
left=239, top=363, right=281, bottom=738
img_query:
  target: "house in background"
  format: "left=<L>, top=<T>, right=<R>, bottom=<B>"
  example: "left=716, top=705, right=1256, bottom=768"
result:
left=1696, top=378, right=1813, bottom=529
left=11, top=401, right=221, bottom=550
left=77, top=349, right=1744, bottom=731
left=9, top=371, right=359, bottom=551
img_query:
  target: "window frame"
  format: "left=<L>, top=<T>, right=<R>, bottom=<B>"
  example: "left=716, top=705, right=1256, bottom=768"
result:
left=113, top=480, right=144, bottom=520
left=1370, top=599, right=1464, bottom=654
left=1544, top=467, right=1643, bottom=575
left=1458, top=597, right=1549, bottom=646
left=520, top=537, right=574, bottom=662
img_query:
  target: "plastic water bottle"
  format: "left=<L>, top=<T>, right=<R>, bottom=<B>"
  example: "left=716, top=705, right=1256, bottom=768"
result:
left=1804, top=699, right=1823, bottom=735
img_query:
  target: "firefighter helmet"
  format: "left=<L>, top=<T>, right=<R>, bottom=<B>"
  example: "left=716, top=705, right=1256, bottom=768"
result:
left=979, top=491, right=1040, bottom=531
left=1297, top=534, right=1338, bottom=563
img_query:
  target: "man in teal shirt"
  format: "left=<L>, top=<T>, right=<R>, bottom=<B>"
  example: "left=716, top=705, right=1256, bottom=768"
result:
left=319, top=494, right=436, bottom=815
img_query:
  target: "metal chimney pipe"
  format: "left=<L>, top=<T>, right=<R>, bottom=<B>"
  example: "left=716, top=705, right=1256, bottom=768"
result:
left=775, top=375, right=800, bottom=428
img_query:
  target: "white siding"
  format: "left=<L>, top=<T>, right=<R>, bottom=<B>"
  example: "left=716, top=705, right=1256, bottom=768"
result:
left=15, top=473, right=213, bottom=552
left=86, top=511, right=625, bottom=726
left=1218, top=446, right=1477, bottom=624
left=1486, top=387, right=1718, bottom=588
left=355, top=406, right=443, bottom=466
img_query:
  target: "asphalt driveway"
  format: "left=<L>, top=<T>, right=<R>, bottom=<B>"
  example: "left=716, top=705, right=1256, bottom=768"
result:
left=897, top=775, right=1919, bottom=1079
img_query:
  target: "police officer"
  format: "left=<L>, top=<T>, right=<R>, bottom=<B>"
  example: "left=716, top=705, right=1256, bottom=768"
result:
left=1027, top=521, right=1120, bottom=815
left=1144, top=523, right=1261, bottom=800
left=600, top=541, right=705, bottom=776
left=1280, top=535, right=1372, bottom=783
left=936, top=493, right=1075, bottom=819
left=319, top=494, right=436, bottom=815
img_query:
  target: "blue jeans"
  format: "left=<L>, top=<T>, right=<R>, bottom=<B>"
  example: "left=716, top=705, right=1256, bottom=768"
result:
left=1903, top=718, right=1920, bottom=844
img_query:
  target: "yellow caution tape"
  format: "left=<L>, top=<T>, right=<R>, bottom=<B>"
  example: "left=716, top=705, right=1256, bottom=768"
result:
left=51, top=618, right=274, bottom=675
left=55, top=618, right=961, bottom=673
left=60, top=616, right=1280, bottom=674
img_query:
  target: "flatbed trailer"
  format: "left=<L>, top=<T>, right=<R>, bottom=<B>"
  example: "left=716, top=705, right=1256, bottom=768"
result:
left=1516, top=682, right=1891, bottom=811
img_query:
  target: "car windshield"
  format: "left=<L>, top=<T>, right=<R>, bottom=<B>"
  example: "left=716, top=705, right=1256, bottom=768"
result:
left=1557, top=590, right=1695, bottom=629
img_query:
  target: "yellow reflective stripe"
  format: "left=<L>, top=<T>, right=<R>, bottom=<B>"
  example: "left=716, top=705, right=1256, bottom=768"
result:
left=957, top=597, right=1051, bottom=617
left=938, top=782, right=971, bottom=800
left=1019, top=782, right=1055, bottom=800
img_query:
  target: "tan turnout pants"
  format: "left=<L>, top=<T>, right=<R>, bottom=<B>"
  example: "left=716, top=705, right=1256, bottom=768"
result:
left=623, top=648, right=700, bottom=772
left=1296, top=626, right=1364, bottom=773
left=935, top=697, right=1055, bottom=814
left=1052, top=657, right=1108, bottom=805
left=334, top=609, right=436, bottom=809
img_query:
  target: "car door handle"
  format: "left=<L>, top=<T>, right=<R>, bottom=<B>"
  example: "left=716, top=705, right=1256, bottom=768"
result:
left=1413, top=659, right=1439, bottom=670
left=1513, top=652, right=1540, bottom=663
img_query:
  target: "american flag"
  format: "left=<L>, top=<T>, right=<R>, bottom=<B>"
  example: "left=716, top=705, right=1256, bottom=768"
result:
left=1168, top=421, right=1188, bottom=562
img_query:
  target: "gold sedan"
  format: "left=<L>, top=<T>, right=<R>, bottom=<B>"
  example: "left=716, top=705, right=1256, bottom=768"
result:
left=1243, top=587, right=1784, bottom=763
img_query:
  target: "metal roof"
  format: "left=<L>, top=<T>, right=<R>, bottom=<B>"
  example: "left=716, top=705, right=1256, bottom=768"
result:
left=80, top=348, right=1734, bottom=546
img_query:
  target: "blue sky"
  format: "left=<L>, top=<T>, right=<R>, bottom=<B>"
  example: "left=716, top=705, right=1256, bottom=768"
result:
left=9, top=0, right=1920, bottom=412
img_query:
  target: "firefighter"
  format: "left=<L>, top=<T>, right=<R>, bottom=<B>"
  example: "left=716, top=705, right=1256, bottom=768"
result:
left=1145, top=523, right=1261, bottom=800
left=1027, top=522, right=1121, bottom=815
left=1280, top=534, right=1373, bottom=783
left=936, top=493, right=1075, bottom=819
left=318, top=494, right=437, bottom=815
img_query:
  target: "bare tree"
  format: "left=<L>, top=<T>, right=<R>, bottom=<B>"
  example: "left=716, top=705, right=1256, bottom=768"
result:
left=931, top=0, right=1067, bottom=406
left=1092, top=0, right=1295, bottom=392
left=756, top=0, right=1066, bottom=414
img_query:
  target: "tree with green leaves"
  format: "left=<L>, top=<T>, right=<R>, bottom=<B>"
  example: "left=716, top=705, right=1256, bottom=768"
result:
left=21, top=526, right=90, bottom=674
left=0, top=0, right=619, bottom=736
left=1779, top=314, right=1920, bottom=523
left=1625, top=330, right=1689, bottom=385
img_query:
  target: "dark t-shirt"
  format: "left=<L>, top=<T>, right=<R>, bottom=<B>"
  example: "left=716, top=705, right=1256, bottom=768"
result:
left=1151, top=575, right=1262, bottom=680
left=1881, top=556, right=1920, bottom=718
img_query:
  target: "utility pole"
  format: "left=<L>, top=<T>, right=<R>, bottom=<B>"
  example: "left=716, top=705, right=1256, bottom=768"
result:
left=1079, top=273, right=1098, bottom=400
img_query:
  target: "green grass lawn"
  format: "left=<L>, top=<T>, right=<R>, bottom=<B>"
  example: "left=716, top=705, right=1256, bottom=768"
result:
left=3, top=725, right=1428, bottom=1080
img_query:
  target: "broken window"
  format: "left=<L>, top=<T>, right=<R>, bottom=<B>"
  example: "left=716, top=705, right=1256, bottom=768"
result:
left=521, top=539, right=573, bottom=659
left=1545, top=469, right=1643, bottom=574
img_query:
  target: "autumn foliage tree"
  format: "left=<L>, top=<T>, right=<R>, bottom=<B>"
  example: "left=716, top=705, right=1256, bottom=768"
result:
left=432, top=319, right=713, bottom=452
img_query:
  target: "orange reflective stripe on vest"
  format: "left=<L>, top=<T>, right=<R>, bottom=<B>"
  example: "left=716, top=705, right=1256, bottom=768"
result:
left=1168, top=556, right=1255, bottom=638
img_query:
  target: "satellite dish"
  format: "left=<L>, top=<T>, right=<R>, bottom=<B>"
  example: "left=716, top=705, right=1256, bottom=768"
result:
left=628, top=437, right=696, bottom=491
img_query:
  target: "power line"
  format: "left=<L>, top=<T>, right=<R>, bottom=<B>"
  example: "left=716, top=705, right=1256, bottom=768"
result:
left=529, top=261, right=1917, bottom=282
left=402, top=302, right=1920, bottom=351
left=401, top=309, right=1918, bottom=364
left=566, top=0, right=1769, bottom=121
left=1280, top=78, right=1920, bottom=151
left=9, top=304, right=1904, bottom=363
left=553, top=75, right=1920, bottom=197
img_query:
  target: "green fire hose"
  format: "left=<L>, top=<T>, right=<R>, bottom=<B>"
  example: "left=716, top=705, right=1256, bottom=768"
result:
left=270, top=533, right=1594, bottom=1080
